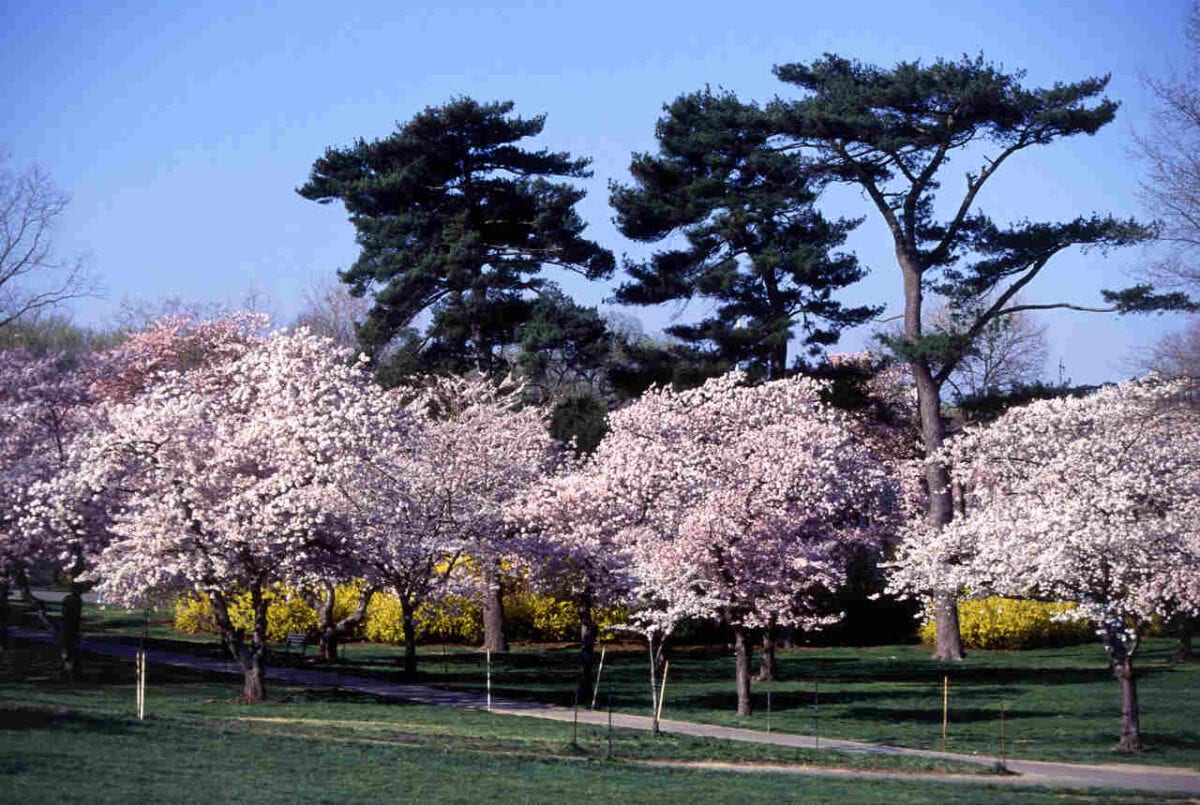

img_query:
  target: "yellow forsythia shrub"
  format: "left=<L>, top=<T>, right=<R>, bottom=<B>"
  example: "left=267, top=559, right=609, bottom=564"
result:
left=919, top=597, right=1094, bottom=650
left=363, top=592, right=485, bottom=645
left=174, top=584, right=368, bottom=642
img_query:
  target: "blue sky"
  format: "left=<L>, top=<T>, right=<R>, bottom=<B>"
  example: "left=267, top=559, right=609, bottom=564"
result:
left=1, top=0, right=1193, bottom=384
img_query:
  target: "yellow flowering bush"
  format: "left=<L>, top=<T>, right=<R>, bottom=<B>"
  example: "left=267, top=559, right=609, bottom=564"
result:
left=174, top=583, right=368, bottom=641
left=919, top=597, right=1094, bottom=650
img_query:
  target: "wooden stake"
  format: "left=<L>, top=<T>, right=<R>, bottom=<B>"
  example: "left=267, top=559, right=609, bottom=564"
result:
left=486, top=649, right=492, bottom=713
left=813, top=678, right=819, bottom=749
left=766, top=689, right=772, bottom=733
left=591, top=646, right=606, bottom=710
left=572, top=692, right=579, bottom=747
left=606, top=692, right=613, bottom=759
left=655, top=660, right=670, bottom=723
left=1000, top=702, right=1007, bottom=770
left=941, top=675, right=949, bottom=752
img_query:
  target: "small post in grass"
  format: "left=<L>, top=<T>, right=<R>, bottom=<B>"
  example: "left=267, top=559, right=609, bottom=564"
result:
left=766, top=688, right=771, bottom=733
left=572, top=691, right=579, bottom=748
left=655, top=660, right=670, bottom=724
left=999, top=702, right=1007, bottom=772
left=941, top=675, right=949, bottom=752
left=606, top=692, right=613, bottom=759
left=486, top=649, right=493, bottom=713
left=591, top=646, right=607, bottom=710
left=813, top=678, right=819, bottom=749
left=134, top=649, right=147, bottom=720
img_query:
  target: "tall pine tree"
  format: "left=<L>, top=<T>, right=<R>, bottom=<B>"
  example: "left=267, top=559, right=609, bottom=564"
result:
left=771, top=54, right=1192, bottom=659
left=299, top=98, right=614, bottom=375
left=610, top=88, right=878, bottom=380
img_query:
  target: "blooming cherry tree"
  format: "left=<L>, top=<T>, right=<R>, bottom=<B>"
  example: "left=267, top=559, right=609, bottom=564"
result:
left=889, top=379, right=1200, bottom=751
left=532, top=373, right=899, bottom=717
left=86, top=328, right=392, bottom=701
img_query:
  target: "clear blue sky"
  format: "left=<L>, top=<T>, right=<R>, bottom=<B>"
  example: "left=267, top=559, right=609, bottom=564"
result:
left=2, top=0, right=1193, bottom=384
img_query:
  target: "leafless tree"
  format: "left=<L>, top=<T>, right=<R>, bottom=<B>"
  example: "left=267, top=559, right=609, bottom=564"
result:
left=0, top=157, right=99, bottom=330
left=936, top=306, right=1050, bottom=399
left=1135, top=3, right=1200, bottom=290
left=293, top=276, right=370, bottom=350
left=1134, top=2, right=1200, bottom=381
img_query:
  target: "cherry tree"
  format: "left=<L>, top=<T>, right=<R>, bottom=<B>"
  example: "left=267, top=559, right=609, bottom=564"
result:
left=534, top=373, right=899, bottom=717
left=889, top=379, right=1200, bottom=751
left=0, top=349, right=99, bottom=672
left=403, top=374, right=566, bottom=654
left=85, top=327, right=393, bottom=701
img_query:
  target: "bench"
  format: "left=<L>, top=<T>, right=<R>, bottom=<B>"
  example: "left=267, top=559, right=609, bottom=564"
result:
left=283, top=633, right=311, bottom=658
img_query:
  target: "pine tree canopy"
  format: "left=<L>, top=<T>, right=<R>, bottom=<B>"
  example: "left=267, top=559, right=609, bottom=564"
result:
left=609, top=88, right=880, bottom=380
left=298, top=97, right=615, bottom=374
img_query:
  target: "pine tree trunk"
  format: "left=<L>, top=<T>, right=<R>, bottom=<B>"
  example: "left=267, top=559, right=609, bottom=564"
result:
left=903, top=255, right=965, bottom=662
left=400, top=597, right=418, bottom=676
left=481, top=560, right=508, bottom=653
left=576, top=587, right=597, bottom=703
left=1114, top=657, right=1142, bottom=752
left=757, top=627, right=778, bottom=682
left=733, top=626, right=753, bottom=716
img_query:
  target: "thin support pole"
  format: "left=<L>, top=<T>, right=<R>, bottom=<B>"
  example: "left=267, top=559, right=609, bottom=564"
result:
left=1000, top=702, right=1007, bottom=771
left=572, top=691, right=579, bottom=748
left=813, top=678, right=819, bottom=749
left=486, top=649, right=492, bottom=713
left=655, top=660, right=670, bottom=724
left=591, top=646, right=607, bottom=710
left=766, top=689, right=772, bottom=733
left=606, top=692, right=613, bottom=759
left=941, top=675, right=949, bottom=752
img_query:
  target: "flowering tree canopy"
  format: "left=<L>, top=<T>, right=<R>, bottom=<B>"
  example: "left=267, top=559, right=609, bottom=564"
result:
left=529, top=372, right=900, bottom=716
left=889, top=378, right=1200, bottom=751
left=85, top=328, right=392, bottom=701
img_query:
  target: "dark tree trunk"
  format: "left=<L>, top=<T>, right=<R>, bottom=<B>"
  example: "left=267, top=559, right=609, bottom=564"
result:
left=733, top=626, right=753, bottom=716
left=0, top=581, right=10, bottom=651
left=575, top=587, right=597, bottom=703
left=210, top=588, right=268, bottom=703
left=314, top=583, right=375, bottom=663
left=59, top=590, right=83, bottom=681
left=932, top=591, right=965, bottom=662
left=1172, top=618, right=1194, bottom=663
left=756, top=626, right=778, bottom=682
left=481, top=560, right=508, bottom=654
left=901, top=253, right=965, bottom=663
left=1114, top=657, right=1142, bottom=752
left=400, top=596, right=418, bottom=676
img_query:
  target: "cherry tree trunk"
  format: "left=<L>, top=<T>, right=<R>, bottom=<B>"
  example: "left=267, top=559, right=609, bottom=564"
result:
left=1114, top=657, right=1142, bottom=753
left=733, top=626, right=753, bottom=716
left=315, top=583, right=374, bottom=663
left=59, top=589, right=83, bottom=681
left=1173, top=618, right=1194, bottom=663
left=316, top=584, right=339, bottom=662
left=400, top=597, right=418, bottom=676
left=0, top=581, right=10, bottom=650
left=210, top=589, right=268, bottom=703
left=757, top=627, right=778, bottom=682
left=575, top=587, right=597, bottom=703
left=481, top=560, right=508, bottom=654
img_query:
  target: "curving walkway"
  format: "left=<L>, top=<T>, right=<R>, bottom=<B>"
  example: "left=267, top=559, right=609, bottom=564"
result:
left=12, top=631, right=1200, bottom=796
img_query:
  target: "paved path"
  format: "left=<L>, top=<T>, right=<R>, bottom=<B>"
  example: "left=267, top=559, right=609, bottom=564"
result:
left=11, top=631, right=1200, bottom=795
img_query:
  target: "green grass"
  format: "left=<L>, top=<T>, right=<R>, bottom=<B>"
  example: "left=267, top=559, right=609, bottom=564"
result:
left=0, top=640, right=987, bottom=775
left=12, top=600, right=1200, bottom=771
left=0, top=646, right=1191, bottom=805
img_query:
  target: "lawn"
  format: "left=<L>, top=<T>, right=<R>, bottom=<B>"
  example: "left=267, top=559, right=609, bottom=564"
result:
left=11, top=600, right=1200, bottom=771
left=0, top=641, right=1192, bottom=805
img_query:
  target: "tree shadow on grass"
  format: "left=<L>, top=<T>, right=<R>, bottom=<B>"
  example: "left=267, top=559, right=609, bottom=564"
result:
left=0, top=704, right=134, bottom=734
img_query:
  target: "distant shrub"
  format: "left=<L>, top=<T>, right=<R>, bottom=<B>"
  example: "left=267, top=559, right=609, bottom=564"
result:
left=919, top=597, right=1094, bottom=650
